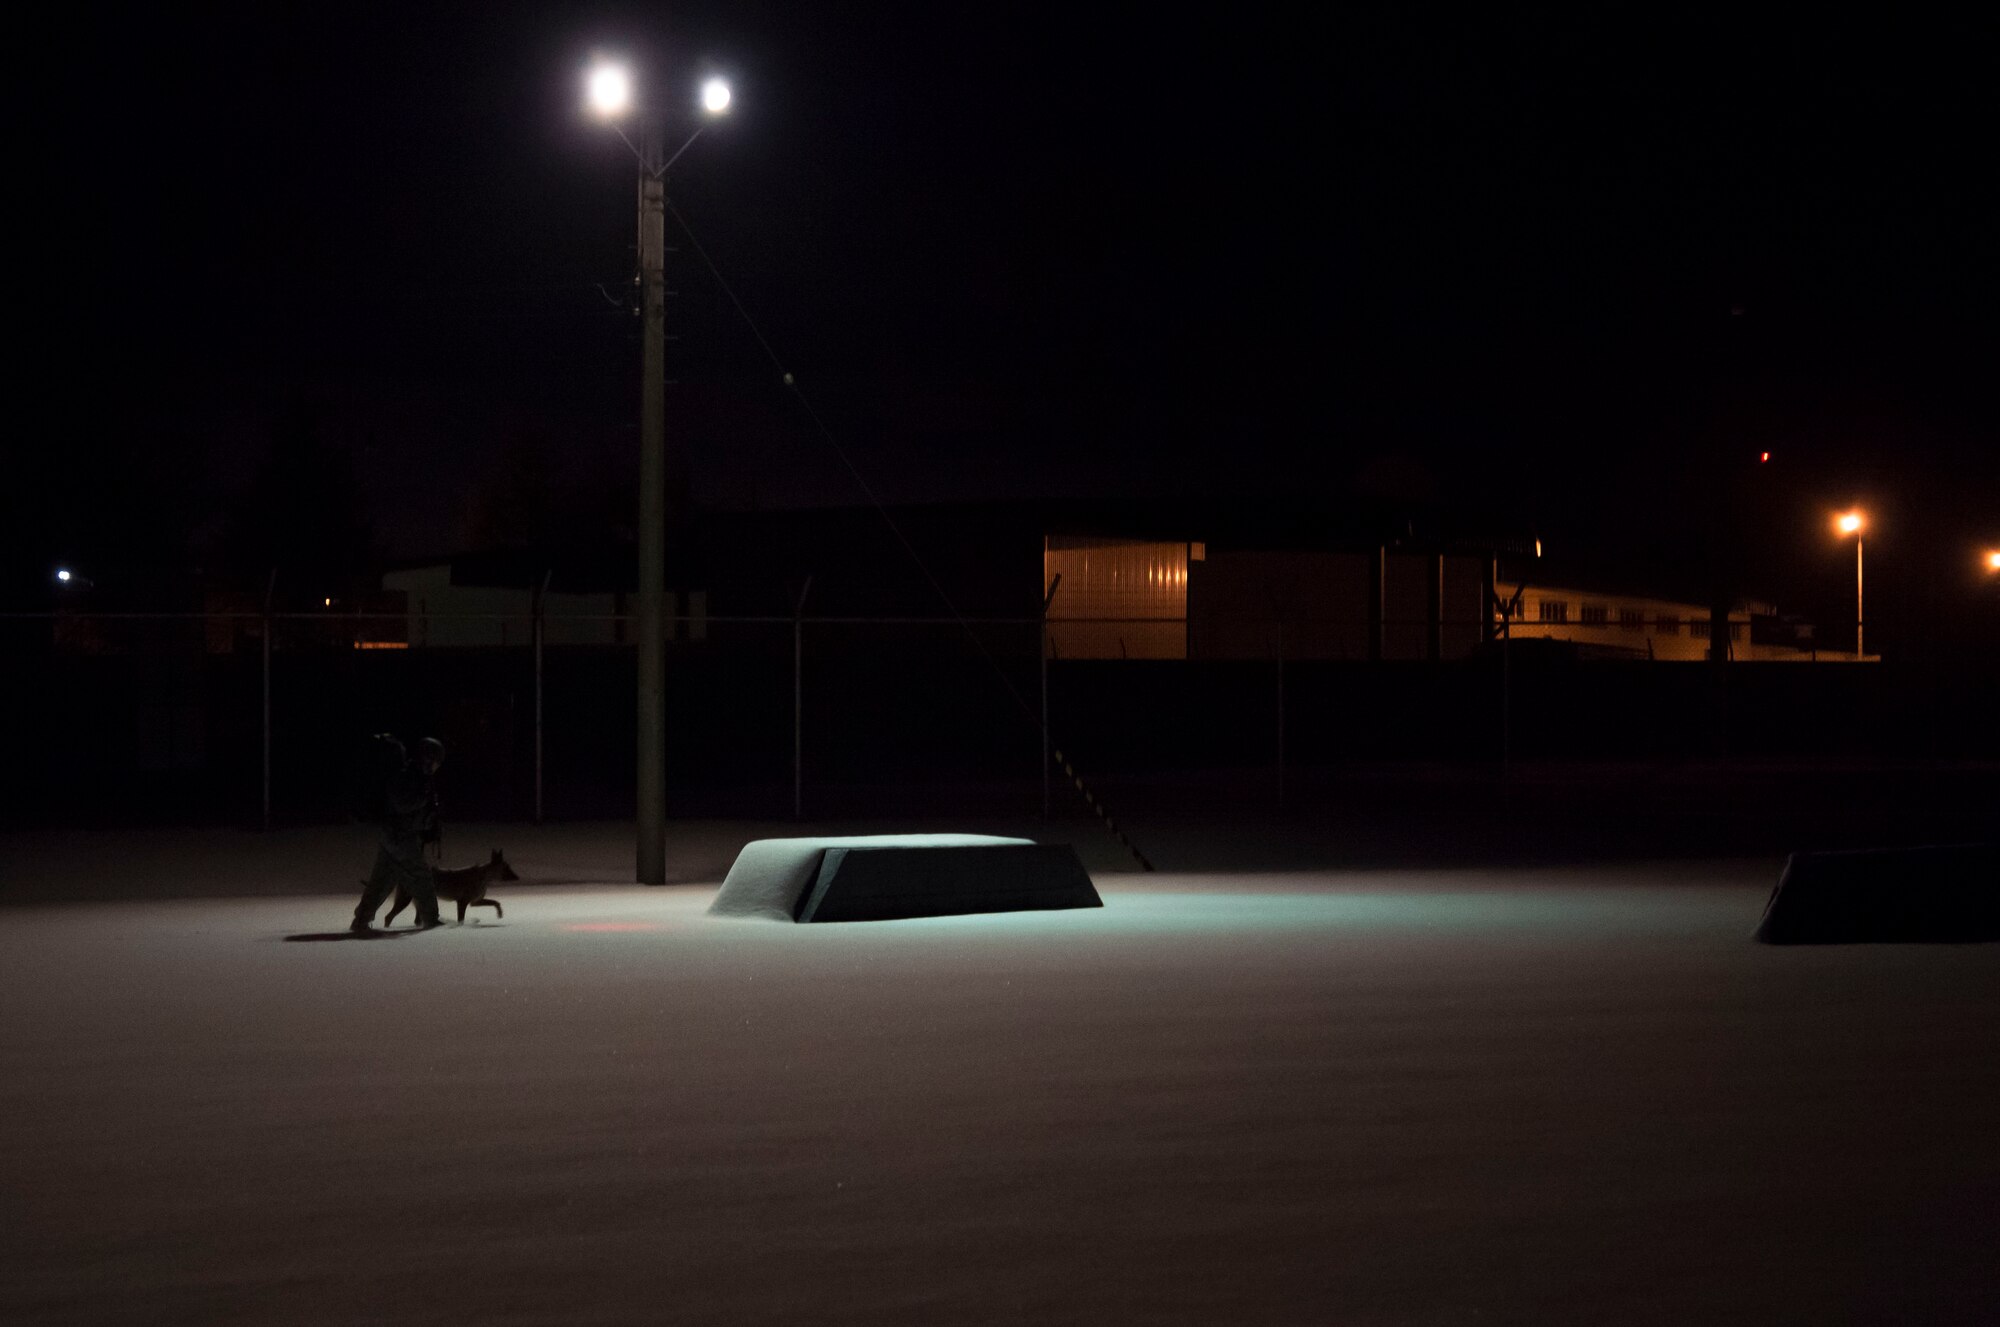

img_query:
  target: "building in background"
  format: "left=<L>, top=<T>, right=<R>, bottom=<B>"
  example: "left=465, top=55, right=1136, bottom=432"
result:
left=378, top=550, right=703, bottom=649
left=200, top=588, right=409, bottom=654
left=1041, top=531, right=1857, bottom=663
left=1044, top=536, right=1489, bottom=662
left=1494, top=581, right=1863, bottom=662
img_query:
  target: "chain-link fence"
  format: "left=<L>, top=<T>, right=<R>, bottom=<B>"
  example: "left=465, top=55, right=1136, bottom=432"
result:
left=3, top=608, right=1989, bottom=829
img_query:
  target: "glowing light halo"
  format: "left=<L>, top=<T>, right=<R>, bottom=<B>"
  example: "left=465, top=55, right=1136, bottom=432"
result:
left=587, top=63, right=632, bottom=118
left=701, top=76, right=731, bottom=114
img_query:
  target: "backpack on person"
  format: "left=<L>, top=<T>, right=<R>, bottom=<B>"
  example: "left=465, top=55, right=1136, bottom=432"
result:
left=347, top=732, right=406, bottom=822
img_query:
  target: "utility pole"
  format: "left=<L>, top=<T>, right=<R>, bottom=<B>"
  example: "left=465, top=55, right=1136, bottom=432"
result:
left=585, top=62, right=729, bottom=882
left=1854, top=534, right=1864, bottom=660
left=637, top=124, right=668, bottom=884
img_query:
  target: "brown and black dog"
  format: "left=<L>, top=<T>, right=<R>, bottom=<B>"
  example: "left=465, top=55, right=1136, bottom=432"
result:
left=383, top=848, right=519, bottom=925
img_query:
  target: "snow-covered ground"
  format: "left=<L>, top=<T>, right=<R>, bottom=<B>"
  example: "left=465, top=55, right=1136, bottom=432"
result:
left=2, top=824, right=1996, bottom=1325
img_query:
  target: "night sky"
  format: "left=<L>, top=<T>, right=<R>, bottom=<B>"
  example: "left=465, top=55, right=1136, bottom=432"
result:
left=16, top=5, right=1998, bottom=637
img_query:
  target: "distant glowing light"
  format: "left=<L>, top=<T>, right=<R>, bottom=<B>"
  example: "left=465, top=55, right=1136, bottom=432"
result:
left=1534, top=539, right=1543, bottom=558
left=1986, top=550, right=2000, bottom=572
left=1837, top=512, right=1864, bottom=535
left=1759, top=451, right=1771, bottom=463
left=588, top=64, right=632, bottom=117
left=56, top=568, right=71, bottom=582
left=701, top=77, right=731, bottom=114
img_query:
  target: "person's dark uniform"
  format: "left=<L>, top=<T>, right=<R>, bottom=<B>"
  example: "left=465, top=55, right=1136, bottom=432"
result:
left=351, top=738, right=445, bottom=931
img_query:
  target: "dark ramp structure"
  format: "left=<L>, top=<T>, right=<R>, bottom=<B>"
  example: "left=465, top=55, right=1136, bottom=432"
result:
left=709, top=834, right=1103, bottom=923
left=1755, top=843, right=2000, bottom=944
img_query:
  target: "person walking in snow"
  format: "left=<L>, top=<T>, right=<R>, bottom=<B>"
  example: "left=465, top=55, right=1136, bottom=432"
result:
left=351, top=737, right=446, bottom=932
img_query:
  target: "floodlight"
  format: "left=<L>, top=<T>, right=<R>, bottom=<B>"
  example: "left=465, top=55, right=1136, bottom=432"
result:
left=1837, top=512, right=1863, bottom=535
left=56, top=568, right=71, bottom=583
left=588, top=64, right=633, bottom=118
left=701, top=77, right=731, bottom=114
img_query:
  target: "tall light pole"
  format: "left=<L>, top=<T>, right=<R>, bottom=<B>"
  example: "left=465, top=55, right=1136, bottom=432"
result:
left=1836, top=511, right=1865, bottom=659
left=589, top=61, right=730, bottom=883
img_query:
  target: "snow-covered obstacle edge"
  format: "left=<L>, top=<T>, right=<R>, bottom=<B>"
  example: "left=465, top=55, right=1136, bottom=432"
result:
left=708, top=834, right=1102, bottom=923
left=1754, top=842, right=2000, bottom=943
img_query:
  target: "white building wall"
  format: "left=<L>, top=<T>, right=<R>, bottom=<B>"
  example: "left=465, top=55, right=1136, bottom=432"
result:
left=383, top=566, right=640, bottom=647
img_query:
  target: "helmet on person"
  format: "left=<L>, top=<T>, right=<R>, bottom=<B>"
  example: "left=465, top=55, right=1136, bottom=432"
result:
left=415, top=737, right=445, bottom=765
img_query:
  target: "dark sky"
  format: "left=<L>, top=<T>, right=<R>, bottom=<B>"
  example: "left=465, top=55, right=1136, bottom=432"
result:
left=16, top=5, right=1999, bottom=631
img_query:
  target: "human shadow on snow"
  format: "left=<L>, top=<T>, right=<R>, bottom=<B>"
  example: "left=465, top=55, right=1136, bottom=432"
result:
left=283, top=929, right=414, bottom=942
left=283, top=922, right=509, bottom=941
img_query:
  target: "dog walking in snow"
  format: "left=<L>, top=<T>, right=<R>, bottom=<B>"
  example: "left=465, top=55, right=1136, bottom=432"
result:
left=383, top=848, right=519, bottom=926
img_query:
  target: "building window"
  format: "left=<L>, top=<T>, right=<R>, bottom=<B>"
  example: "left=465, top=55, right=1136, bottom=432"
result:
left=1580, top=603, right=1607, bottom=626
left=1654, top=614, right=1679, bottom=637
left=1690, top=618, right=1711, bottom=640
left=1618, top=607, right=1645, bottom=631
left=1537, top=599, right=1568, bottom=624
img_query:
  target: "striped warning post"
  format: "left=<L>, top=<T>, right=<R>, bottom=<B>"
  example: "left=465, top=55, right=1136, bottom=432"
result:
left=1053, top=747, right=1155, bottom=873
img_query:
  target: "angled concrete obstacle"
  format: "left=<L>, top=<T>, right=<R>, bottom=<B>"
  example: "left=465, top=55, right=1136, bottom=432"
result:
left=709, top=834, right=1103, bottom=923
left=1754, top=843, right=2000, bottom=944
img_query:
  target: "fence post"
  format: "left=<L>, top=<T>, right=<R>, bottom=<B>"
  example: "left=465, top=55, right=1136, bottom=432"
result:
left=261, top=568, right=275, bottom=830
left=533, top=569, right=549, bottom=824
left=1501, top=607, right=1513, bottom=777
left=1276, top=619, right=1286, bottom=808
left=793, top=576, right=813, bottom=821
left=1429, top=552, right=1444, bottom=663
left=1370, top=545, right=1386, bottom=662
left=1041, top=574, right=1062, bottom=820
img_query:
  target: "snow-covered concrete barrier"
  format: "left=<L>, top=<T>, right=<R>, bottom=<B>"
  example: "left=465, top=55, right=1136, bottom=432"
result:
left=709, top=834, right=1103, bottom=922
left=1754, top=842, right=2000, bottom=943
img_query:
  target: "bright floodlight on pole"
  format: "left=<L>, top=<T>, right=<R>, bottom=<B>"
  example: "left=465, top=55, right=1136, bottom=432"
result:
left=585, top=55, right=732, bottom=885
left=588, top=63, right=632, bottom=118
left=1837, top=511, right=1863, bottom=535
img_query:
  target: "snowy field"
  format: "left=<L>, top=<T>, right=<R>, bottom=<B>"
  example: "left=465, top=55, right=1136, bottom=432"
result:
left=2, top=823, right=1997, bottom=1325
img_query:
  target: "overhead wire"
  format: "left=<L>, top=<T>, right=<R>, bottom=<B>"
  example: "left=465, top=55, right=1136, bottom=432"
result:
left=660, top=194, right=1155, bottom=872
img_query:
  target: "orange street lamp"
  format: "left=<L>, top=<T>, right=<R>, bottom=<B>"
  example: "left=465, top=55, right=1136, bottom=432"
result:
left=1984, top=549, right=2000, bottom=573
left=1834, top=511, right=1865, bottom=658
